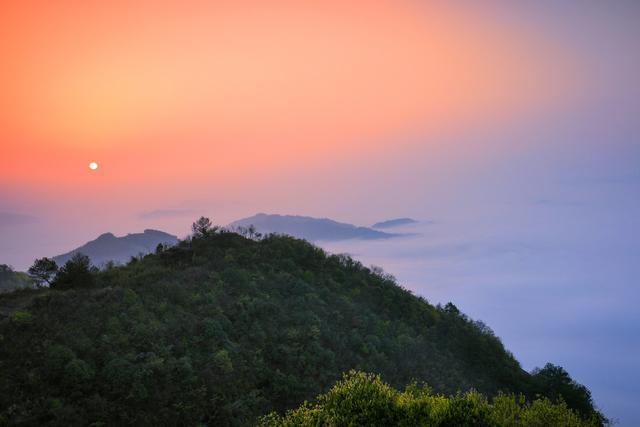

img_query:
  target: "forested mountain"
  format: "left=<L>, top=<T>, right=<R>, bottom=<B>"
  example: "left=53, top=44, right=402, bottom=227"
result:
left=52, top=229, right=178, bottom=267
left=0, top=221, right=604, bottom=426
left=229, top=213, right=400, bottom=241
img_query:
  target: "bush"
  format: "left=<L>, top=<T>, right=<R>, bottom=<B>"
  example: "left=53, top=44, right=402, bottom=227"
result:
left=64, top=358, right=95, bottom=385
left=260, top=371, right=603, bottom=427
left=10, top=311, right=33, bottom=326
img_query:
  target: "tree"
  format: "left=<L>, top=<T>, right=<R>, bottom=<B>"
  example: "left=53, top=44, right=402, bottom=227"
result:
left=28, top=257, right=58, bottom=287
left=444, top=302, right=460, bottom=315
left=192, top=216, right=217, bottom=238
left=236, top=224, right=262, bottom=240
left=0, top=264, right=13, bottom=278
left=531, top=363, right=597, bottom=420
left=52, top=253, right=95, bottom=289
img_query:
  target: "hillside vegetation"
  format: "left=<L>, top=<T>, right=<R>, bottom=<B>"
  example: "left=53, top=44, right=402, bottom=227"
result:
left=261, top=371, right=603, bottom=427
left=0, top=265, right=33, bottom=294
left=0, top=219, right=604, bottom=426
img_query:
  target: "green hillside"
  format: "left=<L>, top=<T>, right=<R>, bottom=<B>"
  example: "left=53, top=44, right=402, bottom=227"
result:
left=0, top=220, right=604, bottom=426
left=0, top=265, right=33, bottom=294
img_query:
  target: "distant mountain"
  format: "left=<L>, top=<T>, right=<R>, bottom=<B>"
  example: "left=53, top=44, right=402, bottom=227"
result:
left=53, top=229, right=178, bottom=267
left=228, top=213, right=399, bottom=241
left=371, top=217, right=418, bottom=229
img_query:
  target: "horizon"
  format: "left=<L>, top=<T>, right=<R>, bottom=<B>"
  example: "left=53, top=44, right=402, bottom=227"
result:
left=1, top=1, right=639, bottom=425
left=2, top=212, right=420, bottom=269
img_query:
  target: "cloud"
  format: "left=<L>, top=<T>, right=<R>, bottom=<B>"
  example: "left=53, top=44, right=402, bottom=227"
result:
left=138, top=209, right=195, bottom=220
left=0, top=212, right=37, bottom=227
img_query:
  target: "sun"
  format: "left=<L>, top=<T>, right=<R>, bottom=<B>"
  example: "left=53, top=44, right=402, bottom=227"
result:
left=89, top=162, right=98, bottom=170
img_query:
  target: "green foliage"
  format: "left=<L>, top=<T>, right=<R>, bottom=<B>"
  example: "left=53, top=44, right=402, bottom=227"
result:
left=531, top=363, right=599, bottom=420
left=192, top=216, right=217, bottom=238
left=212, top=349, right=234, bottom=374
left=10, top=310, right=33, bottom=326
left=64, top=358, right=94, bottom=385
left=46, top=344, right=76, bottom=374
left=260, top=371, right=602, bottom=427
left=28, top=258, right=58, bottom=287
left=0, top=264, right=34, bottom=293
left=0, top=226, right=605, bottom=426
left=52, top=253, right=96, bottom=289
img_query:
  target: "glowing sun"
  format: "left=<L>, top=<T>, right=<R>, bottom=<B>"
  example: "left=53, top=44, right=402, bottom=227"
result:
left=89, top=162, right=98, bottom=170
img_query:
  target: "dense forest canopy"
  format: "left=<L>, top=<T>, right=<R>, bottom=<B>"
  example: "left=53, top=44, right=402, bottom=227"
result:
left=0, top=218, right=605, bottom=426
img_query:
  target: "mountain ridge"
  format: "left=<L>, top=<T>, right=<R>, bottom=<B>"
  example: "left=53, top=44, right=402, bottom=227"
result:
left=0, top=225, right=603, bottom=425
left=371, top=217, right=419, bottom=229
left=47, top=214, right=406, bottom=268
left=52, top=229, right=178, bottom=267
left=229, top=213, right=401, bottom=241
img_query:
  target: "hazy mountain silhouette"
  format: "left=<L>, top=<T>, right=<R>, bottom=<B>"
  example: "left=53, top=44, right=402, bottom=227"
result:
left=229, top=213, right=400, bottom=241
left=52, top=229, right=178, bottom=267
left=50, top=214, right=408, bottom=268
left=371, top=217, right=418, bottom=229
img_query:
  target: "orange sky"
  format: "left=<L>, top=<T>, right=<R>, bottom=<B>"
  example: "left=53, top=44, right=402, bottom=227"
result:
left=0, top=0, right=577, bottom=195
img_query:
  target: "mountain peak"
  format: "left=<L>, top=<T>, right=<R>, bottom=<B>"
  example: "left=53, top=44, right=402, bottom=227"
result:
left=229, top=213, right=401, bottom=241
left=371, top=218, right=419, bottom=229
left=143, top=229, right=174, bottom=235
left=53, top=230, right=178, bottom=267
left=95, top=232, right=117, bottom=240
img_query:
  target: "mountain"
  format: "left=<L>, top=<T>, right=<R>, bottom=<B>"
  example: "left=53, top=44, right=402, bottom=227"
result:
left=0, top=227, right=603, bottom=426
left=50, top=213, right=403, bottom=270
left=229, top=213, right=399, bottom=241
left=371, top=217, right=418, bottom=229
left=52, top=229, right=178, bottom=267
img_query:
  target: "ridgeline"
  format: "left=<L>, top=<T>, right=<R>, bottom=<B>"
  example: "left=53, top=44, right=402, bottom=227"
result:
left=0, top=219, right=604, bottom=426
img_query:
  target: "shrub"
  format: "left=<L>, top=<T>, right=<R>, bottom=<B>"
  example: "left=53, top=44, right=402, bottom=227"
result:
left=10, top=310, right=33, bottom=326
left=260, top=371, right=603, bottom=427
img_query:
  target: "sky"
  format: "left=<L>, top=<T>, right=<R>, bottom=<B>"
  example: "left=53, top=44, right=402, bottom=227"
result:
left=1, top=1, right=639, bottom=424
